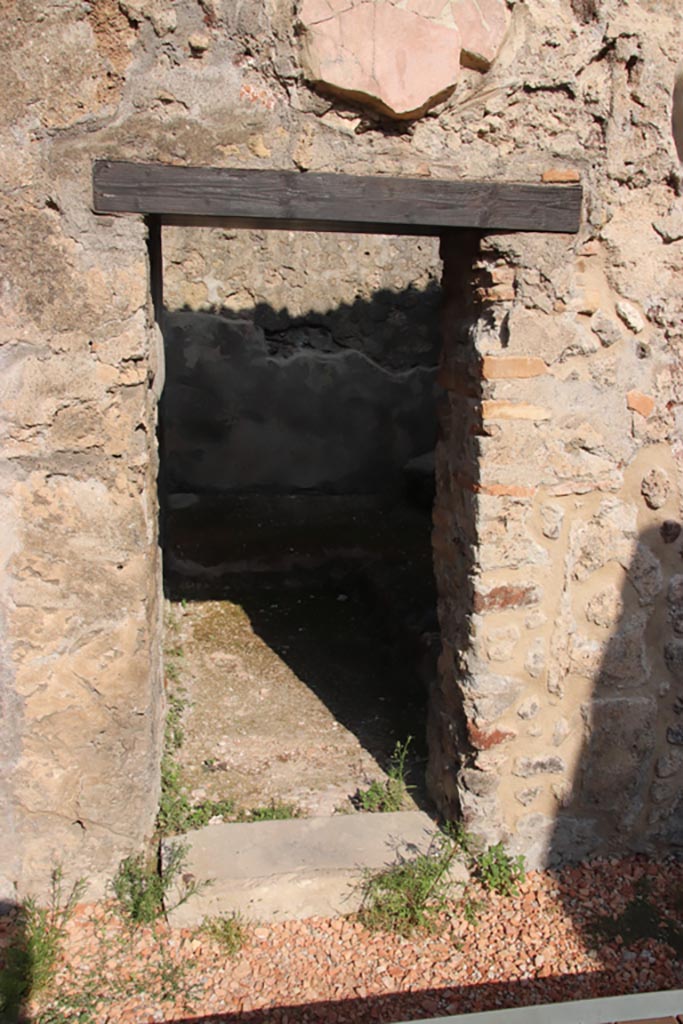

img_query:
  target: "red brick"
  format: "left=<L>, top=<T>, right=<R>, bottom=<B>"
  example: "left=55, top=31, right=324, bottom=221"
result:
left=482, top=400, right=551, bottom=421
left=468, top=722, right=516, bottom=750
left=626, top=389, right=655, bottom=418
left=542, top=167, right=581, bottom=183
left=473, top=584, right=540, bottom=612
left=482, top=355, right=547, bottom=380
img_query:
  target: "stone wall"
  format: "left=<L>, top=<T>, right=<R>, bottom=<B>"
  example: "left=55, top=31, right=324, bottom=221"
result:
left=433, top=225, right=682, bottom=865
left=161, top=230, right=442, bottom=495
left=2, top=0, right=682, bottom=896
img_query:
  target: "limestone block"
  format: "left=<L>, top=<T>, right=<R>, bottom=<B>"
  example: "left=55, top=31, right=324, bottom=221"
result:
left=540, top=502, right=564, bottom=540
left=513, top=755, right=566, bottom=777
left=552, top=717, right=570, bottom=747
left=548, top=816, right=601, bottom=865
left=505, top=308, right=595, bottom=365
left=585, top=586, right=624, bottom=629
left=667, top=725, right=683, bottom=746
left=462, top=670, right=523, bottom=721
left=673, top=61, right=683, bottom=164
left=524, top=637, right=546, bottom=679
left=598, top=614, right=649, bottom=688
left=568, top=634, right=602, bottom=678
left=516, top=698, right=540, bottom=720
left=515, top=786, right=541, bottom=807
left=653, top=210, right=683, bottom=243
left=641, top=467, right=671, bottom=510
left=569, top=500, right=636, bottom=581
left=477, top=501, right=549, bottom=572
left=484, top=625, right=519, bottom=662
left=616, top=299, right=645, bottom=334
left=656, top=749, right=683, bottom=778
left=299, top=1, right=462, bottom=119
left=620, top=543, right=663, bottom=607
left=590, top=310, right=622, bottom=348
left=509, top=812, right=555, bottom=870
left=546, top=594, right=574, bottom=699
left=664, top=641, right=683, bottom=683
left=668, top=576, right=683, bottom=635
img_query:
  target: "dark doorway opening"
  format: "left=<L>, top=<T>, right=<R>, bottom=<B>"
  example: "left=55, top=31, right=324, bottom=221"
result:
left=158, top=230, right=443, bottom=819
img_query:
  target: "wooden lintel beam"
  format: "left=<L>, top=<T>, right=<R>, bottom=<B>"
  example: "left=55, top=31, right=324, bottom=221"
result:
left=93, top=161, right=582, bottom=236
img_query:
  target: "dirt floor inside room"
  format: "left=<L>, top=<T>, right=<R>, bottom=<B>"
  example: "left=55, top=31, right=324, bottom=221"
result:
left=163, top=493, right=438, bottom=820
left=159, top=229, right=445, bottom=825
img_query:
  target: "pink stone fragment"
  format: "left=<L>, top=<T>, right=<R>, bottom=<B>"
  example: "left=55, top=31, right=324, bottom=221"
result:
left=300, top=0, right=462, bottom=119
left=299, top=0, right=351, bottom=26
left=405, top=0, right=451, bottom=20
left=450, top=0, right=509, bottom=68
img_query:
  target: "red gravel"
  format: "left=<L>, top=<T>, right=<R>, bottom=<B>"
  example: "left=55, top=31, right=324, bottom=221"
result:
left=8, top=854, right=683, bottom=1023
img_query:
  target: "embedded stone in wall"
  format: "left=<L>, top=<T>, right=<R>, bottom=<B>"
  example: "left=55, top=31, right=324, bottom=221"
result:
left=585, top=586, right=624, bottom=629
left=641, top=467, right=671, bottom=509
left=540, top=502, right=564, bottom=540
left=298, top=0, right=462, bottom=119
left=299, top=0, right=508, bottom=119
left=667, top=575, right=683, bottom=635
left=449, top=0, right=509, bottom=69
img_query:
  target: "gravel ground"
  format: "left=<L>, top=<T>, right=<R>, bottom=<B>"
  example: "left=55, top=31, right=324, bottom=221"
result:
left=8, top=854, right=682, bottom=1024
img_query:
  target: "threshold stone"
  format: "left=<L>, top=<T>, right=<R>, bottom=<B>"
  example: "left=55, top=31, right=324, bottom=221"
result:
left=164, top=811, right=466, bottom=925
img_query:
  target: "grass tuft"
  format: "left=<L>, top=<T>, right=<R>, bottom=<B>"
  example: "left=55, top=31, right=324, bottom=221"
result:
left=355, top=737, right=412, bottom=813
left=111, top=843, right=210, bottom=926
left=358, top=832, right=457, bottom=937
left=200, top=913, right=250, bottom=956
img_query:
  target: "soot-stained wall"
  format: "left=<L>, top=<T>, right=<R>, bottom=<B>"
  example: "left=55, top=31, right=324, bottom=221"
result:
left=161, top=229, right=442, bottom=496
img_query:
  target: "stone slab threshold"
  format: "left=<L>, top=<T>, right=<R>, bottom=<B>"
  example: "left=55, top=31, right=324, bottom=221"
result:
left=395, top=990, right=683, bottom=1024
left=164, top=811, right=466, bottom=926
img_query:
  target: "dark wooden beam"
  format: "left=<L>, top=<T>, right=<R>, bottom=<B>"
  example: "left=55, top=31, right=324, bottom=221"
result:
left=93, top=161, right=582, bottom=236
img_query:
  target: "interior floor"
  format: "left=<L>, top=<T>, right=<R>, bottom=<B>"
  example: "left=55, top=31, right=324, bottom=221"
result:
left=164, top=493, right=438, bottom=819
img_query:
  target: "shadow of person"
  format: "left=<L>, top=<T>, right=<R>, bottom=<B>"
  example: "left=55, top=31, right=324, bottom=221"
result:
left=547, top=515, right=683, bottom=959
left=0, top=899, right=30, bottom=1024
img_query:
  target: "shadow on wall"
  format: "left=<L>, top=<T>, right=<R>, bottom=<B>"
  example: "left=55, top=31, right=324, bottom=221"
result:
left=159, top=285, right=440, bottom=498
left=548, top=520, right=683, bottom=871
left=0, top=900, right=29, bottom=1023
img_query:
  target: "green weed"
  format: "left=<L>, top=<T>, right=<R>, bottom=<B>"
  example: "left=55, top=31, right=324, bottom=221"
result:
left=462, top=892, right=485, bottom=926
left=111, top=843, right=209, bottom=926
left=157, top=682, right=235, bottom=835
left=32, top=907, right=201, bottom=1024
left=476, top=842, right=525, bottom=897
left=355, top=737, right=412, bottom=813
left=358, top=831, right=457, bottom=936
left=201, top=913, right=250, bottom=956
left=240, top=801, right=300, bottom=822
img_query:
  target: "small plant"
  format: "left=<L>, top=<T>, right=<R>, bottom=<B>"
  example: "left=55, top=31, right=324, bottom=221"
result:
left=201, top=913, right=250, bottom=956
left=111, top=843, right=209, bottom=926
left=241, top=801, right=300, bottom=822
left=476, top=843, right=525, bottom=897
left=165, top=690, right=186, bottom=751
left=358, top=832, right=457, bottom=936
left=0, top=868, right=85, bottom=1017
left=461, top=891, right=485, bottom=926
left=355, top=737, right=413, bottom=814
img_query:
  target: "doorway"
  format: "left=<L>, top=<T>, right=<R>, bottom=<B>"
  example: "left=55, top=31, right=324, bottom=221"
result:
left=158, top=226, right=443, bottom=821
